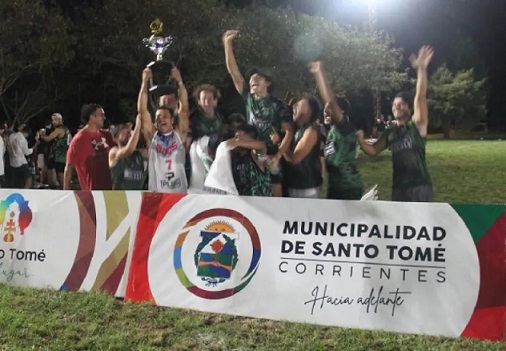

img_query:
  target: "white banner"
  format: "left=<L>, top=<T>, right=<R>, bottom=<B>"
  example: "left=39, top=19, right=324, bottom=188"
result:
left=128, top=194, right=480, bottom=337
left=0, top=190, right=141, bottom=297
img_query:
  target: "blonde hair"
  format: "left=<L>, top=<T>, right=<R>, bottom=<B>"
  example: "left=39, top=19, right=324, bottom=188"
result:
left=51, top=113, right=63, bottom=123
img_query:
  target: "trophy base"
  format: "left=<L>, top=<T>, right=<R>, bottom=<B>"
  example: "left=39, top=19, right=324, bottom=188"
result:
left=147, top=60, right=173, bottom=73
left=146, top=60, right=177, bottom=108
left=149, top=84, right=178, bottom=97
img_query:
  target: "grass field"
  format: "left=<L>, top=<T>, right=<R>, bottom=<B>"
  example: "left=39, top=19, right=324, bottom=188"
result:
left=358, top=139, right=506, bottom=204
left=0, top=139, right=505, bottom=350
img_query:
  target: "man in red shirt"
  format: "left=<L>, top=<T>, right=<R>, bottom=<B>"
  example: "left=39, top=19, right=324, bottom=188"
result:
left=63, top=103, right=114, bottom=190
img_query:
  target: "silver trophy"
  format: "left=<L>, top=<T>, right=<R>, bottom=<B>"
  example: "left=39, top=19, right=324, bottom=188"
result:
left=143, top=19, right=177, bottom=105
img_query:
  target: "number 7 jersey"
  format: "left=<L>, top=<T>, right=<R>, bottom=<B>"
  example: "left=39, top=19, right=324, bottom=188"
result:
left=148, top=130, right=188, bottom=193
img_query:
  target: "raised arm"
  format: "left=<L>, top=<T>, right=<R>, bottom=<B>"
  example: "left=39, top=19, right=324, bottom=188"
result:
left=172, top=67, right=189, bottom=142
left=410, top=45, right=434, bottom=137
left=138, top=68, right=155, bottom=147
left=109, top=114, right=143, bottom=168
left=223, top=30, right=245, bottom=94
left=309, top=61, right=344, bottom=124
left=284, top=127, right=318, bottom=165
left=356, top=130, right=387, bottom=156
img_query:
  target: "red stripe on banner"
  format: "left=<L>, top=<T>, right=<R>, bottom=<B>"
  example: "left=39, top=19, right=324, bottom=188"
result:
left=125, top=193, right=185, bottom=302
left=475, top=214, right=506, bottom=309
left=462, top=213, right=506, bottom=341
left=62, top=191, right=97, bottom=291
left=100, top=254, right=128, bottom=295
left=462, top=306, right=506, bottom=341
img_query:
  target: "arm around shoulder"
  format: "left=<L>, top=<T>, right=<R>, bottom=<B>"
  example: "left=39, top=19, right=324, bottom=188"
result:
left=356, top=130, right=386, bottom=156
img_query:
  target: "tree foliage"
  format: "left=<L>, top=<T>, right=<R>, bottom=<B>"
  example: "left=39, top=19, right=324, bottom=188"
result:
left=1, top=0, right=407, bottom=126
left=0, top=0, right=74, bottom=123
left=428, top=66, right=487, bottom=138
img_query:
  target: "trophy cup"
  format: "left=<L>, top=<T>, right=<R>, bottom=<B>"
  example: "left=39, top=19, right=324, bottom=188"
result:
left=143, top=19, right=176, bottom=107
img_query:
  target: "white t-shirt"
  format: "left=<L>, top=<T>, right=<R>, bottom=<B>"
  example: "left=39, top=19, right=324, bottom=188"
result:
left=0, top=136, right=5, bottom=176
left=8, top=132, right=32, bottom=168
left=203, top=141, right=238, bottom=195
left=189, top=136, right=211, bottom=191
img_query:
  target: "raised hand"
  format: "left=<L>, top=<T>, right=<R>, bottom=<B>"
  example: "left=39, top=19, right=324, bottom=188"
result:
left=142, top=68, right=152, bottom=82
left=409, top=45, right=434, bottom=70
left=356, top=129, right=365, bottom=141
left=223, top=30, right=239, bottom=44
left=308, top=61, right=322, bottom=74
left=171, top=67, right=183, bottom=83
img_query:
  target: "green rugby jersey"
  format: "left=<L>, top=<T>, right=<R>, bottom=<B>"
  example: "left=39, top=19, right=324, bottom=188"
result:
left=382, top=121, right=432, bottom=189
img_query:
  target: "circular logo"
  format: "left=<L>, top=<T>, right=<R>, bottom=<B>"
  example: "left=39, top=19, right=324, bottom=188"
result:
left=174, top=208, right=261, bottom=299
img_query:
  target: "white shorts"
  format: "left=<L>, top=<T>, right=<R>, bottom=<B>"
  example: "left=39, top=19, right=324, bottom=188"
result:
left=288, top=186, right=321, bottom=199
left=37, top=154, right=45, bottom=170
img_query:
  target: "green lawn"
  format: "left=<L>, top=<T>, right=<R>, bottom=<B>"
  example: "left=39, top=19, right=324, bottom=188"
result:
left=0, top=139, right=505, bottom=350
left=358, top=139, right=506, bottom=204
left=0, top=285, right=504, bottom=351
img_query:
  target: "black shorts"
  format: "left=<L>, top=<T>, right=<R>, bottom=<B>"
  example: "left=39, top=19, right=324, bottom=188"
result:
left=327, top=188, right=362, bottom=200
left=12, top=164, right=31, bottom=187
left=47, top=158, right=55, bottom=170
left=54, top=162, right=65, bottom=173
left=392, top=185, right=433, bottom=202
left=270, top=171, right=283, bottom=184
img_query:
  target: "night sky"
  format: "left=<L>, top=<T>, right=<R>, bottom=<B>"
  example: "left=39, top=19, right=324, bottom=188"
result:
left=66, top=0, right=505, bottom=129
left=342, top=0, right=506, bottom=129
left=239, top=0, right=506, bottom=129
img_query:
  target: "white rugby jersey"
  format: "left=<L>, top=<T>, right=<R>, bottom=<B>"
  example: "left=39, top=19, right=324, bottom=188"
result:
left=148, top=130, right=187, bottom=193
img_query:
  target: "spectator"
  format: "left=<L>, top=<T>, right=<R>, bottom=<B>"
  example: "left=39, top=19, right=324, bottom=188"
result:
left=109, top=114, right=147, bottom=190
left=0, top=123, right=6, bottom=187
left=40, top=113, right=71, bottom=189
left=64, top=104, right=114, bottom=190
left=8, top=123, right=39, bottom=189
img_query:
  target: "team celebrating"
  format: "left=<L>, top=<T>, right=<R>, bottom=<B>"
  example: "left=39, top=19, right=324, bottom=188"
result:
left=60, top=31, right=434, bottom=202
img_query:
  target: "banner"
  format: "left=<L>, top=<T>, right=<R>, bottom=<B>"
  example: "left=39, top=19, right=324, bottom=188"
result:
left=0, top=190, right=141, bottom=297
left=126, top=194, right=505, bottom=339
left=454, top=204, right=506, bottom=340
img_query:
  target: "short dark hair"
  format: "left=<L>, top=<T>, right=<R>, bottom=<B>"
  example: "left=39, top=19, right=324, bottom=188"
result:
left=20, top=125, right=31, bottom=135
left=193, top=84, right=220, bottom=102
left=81, top=103, right=103, bottom=124
left=13, top=122, right=26, bottom=133
left=227, top=113, right=246, bottom=126
left=336, top=96, right=351, bottom=112
left=304, top=96, right=321, bottom=123
left=237, top=124, right=259, bottom=139
left=245, top=67, right=275, bottom=94
left=395, top=92, right=413, bottom=110
left=156, top=106, right=175, bottom=118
